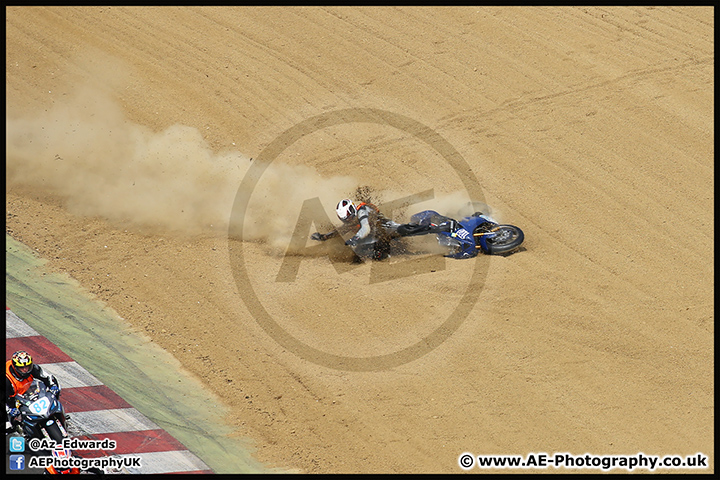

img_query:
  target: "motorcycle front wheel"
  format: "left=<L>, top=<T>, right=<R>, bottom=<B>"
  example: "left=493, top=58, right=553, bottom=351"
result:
left=44, top=418, right=69, bottom=444
left=476, top=224, right=524, bottom=254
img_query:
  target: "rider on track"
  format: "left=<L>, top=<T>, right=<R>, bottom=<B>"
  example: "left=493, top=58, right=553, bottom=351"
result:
left=5, top=350, right=61, bottom=431
left=310, top=198, right=402, bottom=260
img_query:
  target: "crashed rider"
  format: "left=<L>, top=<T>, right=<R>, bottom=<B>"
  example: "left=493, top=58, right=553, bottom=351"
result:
left=5, top=350, right=61, bottom=431
left=310, top=198, right=402, bottom=260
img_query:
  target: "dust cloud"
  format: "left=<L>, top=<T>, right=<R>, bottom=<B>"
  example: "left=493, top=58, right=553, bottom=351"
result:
left=5, top=85, right=358, bottom=247
left=405, top=190, right=494, bottom=223
left=6, top=82, right=488, bottom=255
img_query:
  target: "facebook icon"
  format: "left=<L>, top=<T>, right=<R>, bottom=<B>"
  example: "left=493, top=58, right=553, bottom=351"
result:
left=9, top=454, right=25, bottom=470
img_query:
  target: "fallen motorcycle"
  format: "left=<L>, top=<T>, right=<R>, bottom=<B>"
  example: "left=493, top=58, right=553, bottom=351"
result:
left=311, top=206, right=524, bottom=261
left=397, top=210, right=524, bottom=258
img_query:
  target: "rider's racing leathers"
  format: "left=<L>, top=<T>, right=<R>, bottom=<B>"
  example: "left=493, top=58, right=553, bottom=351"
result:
left=312, top=202, right=401, bottom=260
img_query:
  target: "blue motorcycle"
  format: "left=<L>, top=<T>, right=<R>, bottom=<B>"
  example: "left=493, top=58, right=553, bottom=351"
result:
left=10, top=379, right=104, bottom=475
left=397, top=210, right=524, bottom=259
left=11, top=379, right=68, bottom=446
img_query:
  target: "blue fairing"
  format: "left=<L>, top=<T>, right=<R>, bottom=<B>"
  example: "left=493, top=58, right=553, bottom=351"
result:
left=458, top=214, right=493, bottom=232
left=441, top=227, right=477, bottom=259
left=410, top=210, right=495, bottom=259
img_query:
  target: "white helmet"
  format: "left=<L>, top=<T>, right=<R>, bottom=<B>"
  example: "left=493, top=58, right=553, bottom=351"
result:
left=336, top=199, right=357, bottom=222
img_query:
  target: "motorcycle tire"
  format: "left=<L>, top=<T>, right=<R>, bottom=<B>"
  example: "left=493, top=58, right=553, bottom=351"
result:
left=44, top=418, right=69, bottom=444
left=476, top=224, right=524, bottom=255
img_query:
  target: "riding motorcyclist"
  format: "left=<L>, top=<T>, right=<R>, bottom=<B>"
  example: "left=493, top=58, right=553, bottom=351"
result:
left=5, top=350, right=61, bottom=431
left=310, top=198, right=402, bottom=260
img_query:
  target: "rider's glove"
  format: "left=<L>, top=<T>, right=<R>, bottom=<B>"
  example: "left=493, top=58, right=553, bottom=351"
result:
left=345, top=237, right=358, bottom=247
left=9, top=408, right=20, bottom=419
left=310, top=232, right=324, bottom=241
left=50, top=385, right=60, bottom=396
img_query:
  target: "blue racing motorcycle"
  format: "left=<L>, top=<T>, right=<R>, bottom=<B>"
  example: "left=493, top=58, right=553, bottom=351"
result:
left=9, top=379, right=104, bottom=475
left=397, top=210, right=524, bottom=258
